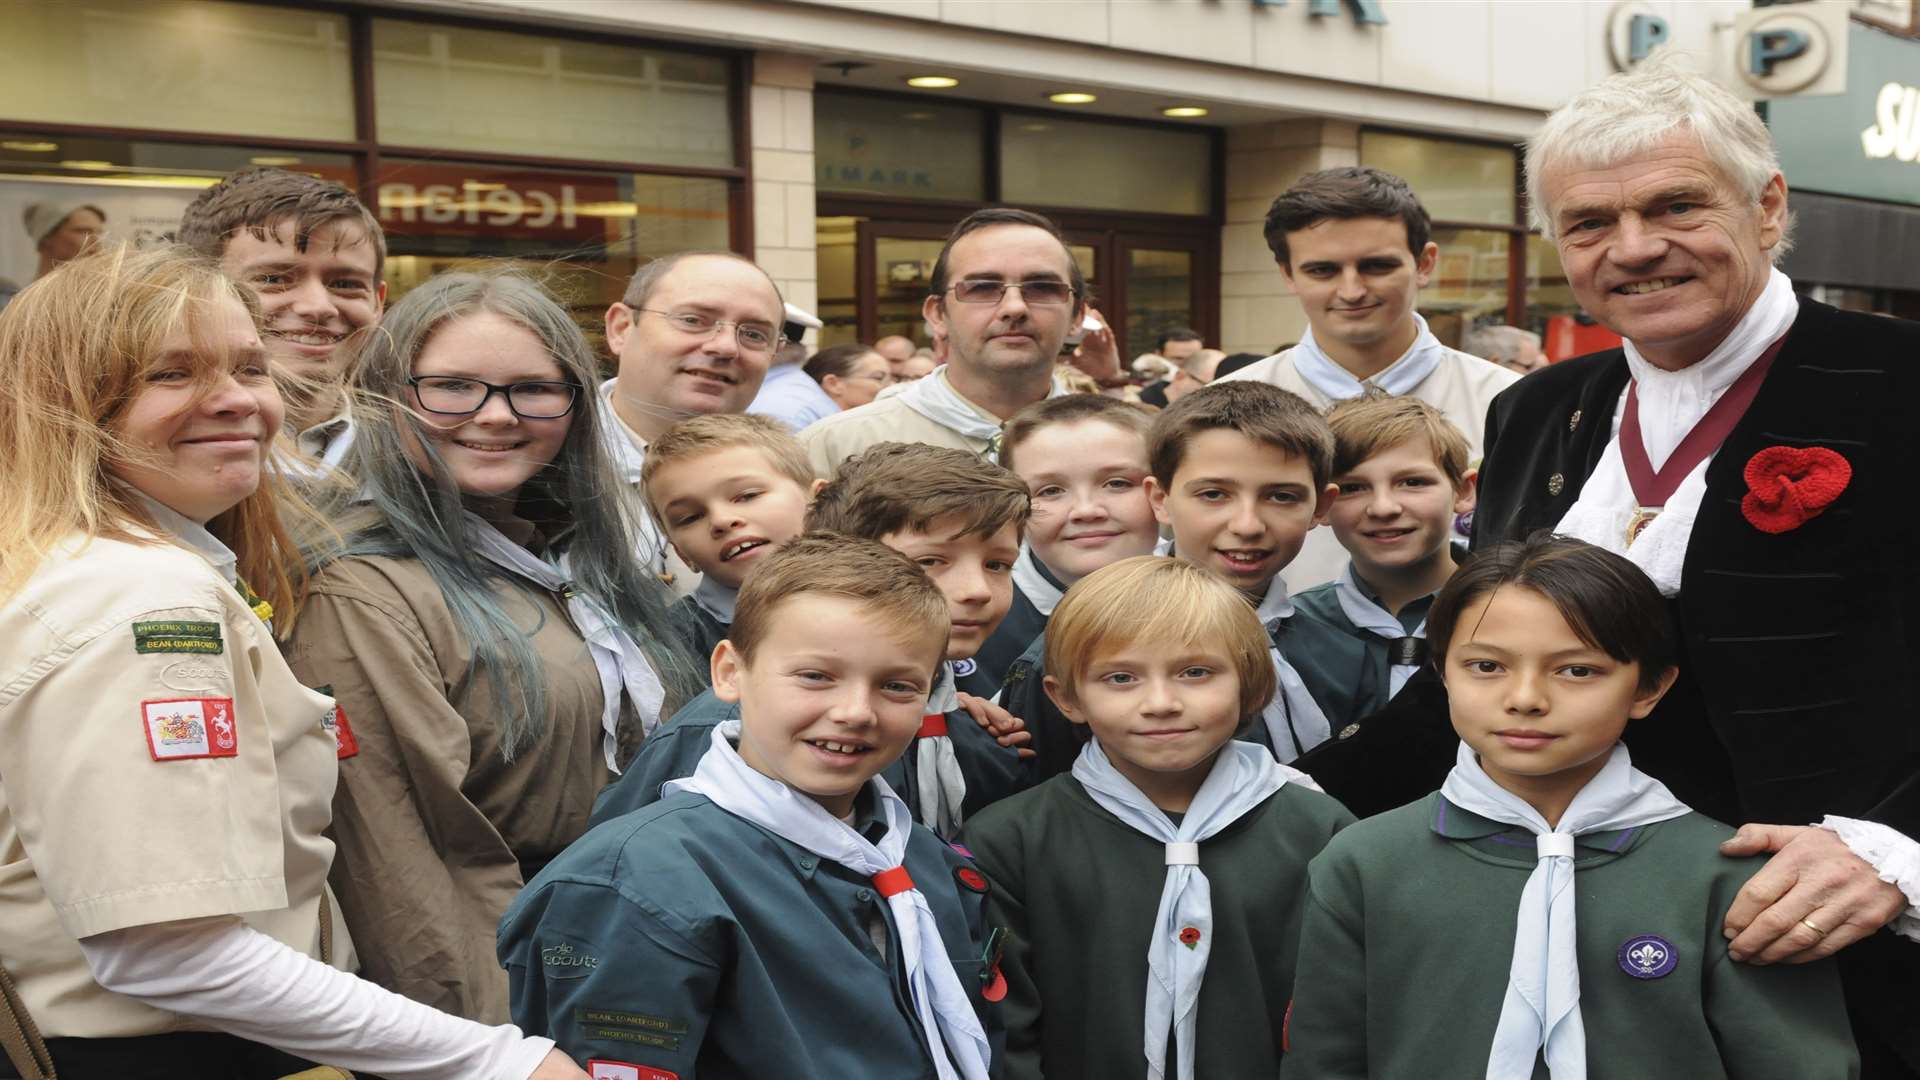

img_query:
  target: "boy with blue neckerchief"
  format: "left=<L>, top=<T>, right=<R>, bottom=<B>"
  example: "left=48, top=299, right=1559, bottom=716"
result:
left=500, top=535, right=1002, bottom=1079
left=1285, top=535, right=1855, bottom=1079
left=965, top=556, right=1352, bottom=1079
left=1288, top=392, right=1476, bottom=732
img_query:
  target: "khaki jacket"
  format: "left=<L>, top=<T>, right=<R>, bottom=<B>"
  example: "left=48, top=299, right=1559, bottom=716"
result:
left=284, top=537, right=614, bottom=1025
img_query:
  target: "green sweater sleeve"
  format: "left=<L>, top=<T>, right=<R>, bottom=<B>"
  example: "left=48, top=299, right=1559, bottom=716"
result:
left=966, top=816, right=1044, bottom=1080
left=1703, top=945, right=1858, bottom=1078
left=1281, top=852, right=1371, bottom=1080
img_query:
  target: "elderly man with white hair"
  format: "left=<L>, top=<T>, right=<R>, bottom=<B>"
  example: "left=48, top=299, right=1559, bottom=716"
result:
left=1466, top=60, right=1920, bottom=1076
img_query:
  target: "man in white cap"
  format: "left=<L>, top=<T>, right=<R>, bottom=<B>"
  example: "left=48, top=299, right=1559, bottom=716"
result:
left=745, top=303, right=838, bottom=431
left=25, top=200, right=106, bottom=280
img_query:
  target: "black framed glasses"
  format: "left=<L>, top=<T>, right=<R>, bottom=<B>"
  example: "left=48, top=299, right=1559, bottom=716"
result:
left=637, top=308, right=782, bottom=353
left=946, top=279, right=1076, bottom=305
left=407, top=376, right=579, bottom=419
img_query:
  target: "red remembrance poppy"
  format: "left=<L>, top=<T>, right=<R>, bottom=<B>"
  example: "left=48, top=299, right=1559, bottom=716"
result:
left=1178, top=926, right=1202, bottom=948
left=1741, top=446, right=1851, bottom=534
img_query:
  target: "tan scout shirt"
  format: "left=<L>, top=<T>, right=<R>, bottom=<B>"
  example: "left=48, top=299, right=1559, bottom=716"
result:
left=284, top=536, right=615, bottom=1025
left=798, top=374, right=999, bottom=480
left=0, top=533, right=350, bottom=1039
left=1217, top=344, right=1520, bottom=589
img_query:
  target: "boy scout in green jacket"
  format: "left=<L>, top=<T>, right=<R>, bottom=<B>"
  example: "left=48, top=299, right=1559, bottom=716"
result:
left=1285, top=393, right=1478, bottom=734
left=1285, top=537, right=1857, bottom=1079
left=500, top=536, right=1005, bottom=1079
left=967, top=558, right=1353, bottom=1080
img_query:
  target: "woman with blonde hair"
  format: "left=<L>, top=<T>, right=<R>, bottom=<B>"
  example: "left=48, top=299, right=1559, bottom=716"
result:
left=0, top=245, right=582, bottom=1080
left=285, top=270, right=702, bottom=1023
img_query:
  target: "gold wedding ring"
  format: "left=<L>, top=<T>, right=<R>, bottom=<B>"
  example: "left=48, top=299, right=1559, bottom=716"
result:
left=1800, top=917, right=1829, bottom=936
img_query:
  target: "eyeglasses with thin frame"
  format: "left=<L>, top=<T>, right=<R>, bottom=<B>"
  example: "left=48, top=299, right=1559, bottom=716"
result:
left=945, top=279, right=1076, bottom=305
left=636, top=307, right=783, bottom=353
left=407, top=376, right=580, bottom=419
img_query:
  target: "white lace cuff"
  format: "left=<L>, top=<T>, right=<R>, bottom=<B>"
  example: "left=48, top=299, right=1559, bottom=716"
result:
left=1819, top=815, right=1920, bottom=943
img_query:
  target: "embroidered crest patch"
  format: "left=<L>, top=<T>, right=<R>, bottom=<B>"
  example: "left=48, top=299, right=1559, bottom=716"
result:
left=133, top=620, right=223, bottom=655
left=313, top=685, right=359, bottom=760
left=589, top=1062, right=678, bottom=1080
left=142, top=698, right=238, bottom=761
left=1617, top=934, right=1677, bottom=979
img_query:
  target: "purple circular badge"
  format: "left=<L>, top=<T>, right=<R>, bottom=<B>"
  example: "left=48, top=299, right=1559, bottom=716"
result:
left=1617, top=934, right=1678, bottom=980
left=953, top=658, right=978, bottom=677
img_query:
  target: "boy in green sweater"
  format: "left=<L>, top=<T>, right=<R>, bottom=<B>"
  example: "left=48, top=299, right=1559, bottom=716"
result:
left=1285, top=535, right=1857, bottom=1079
left=1289, top=392, right=1476, bottom=731
left=966, top=556, right=1353, bottom=1080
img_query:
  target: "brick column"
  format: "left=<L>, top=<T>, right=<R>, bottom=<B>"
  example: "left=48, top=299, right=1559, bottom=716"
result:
left=1218, top=119, right=1359, bottom=356
left=749, top=52, right=820, bottom=322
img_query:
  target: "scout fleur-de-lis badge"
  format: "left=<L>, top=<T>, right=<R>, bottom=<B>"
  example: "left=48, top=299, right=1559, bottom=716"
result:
left=1617, top=934, right=1676, bottom=979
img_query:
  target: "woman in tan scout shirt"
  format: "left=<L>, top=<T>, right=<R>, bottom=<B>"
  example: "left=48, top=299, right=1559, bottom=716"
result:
left=0, top=246, right=584, bottom=1079
left=286, top=271, right=701, bottom=1023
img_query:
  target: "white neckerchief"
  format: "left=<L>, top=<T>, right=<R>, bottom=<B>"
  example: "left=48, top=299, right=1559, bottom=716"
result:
left=1011, top=545, right=1067, bottom=617
left=689, top=575, right=737, bottom=626
left=1556, top=270, right=1799, bottom=596
left=667, top=722, right=991, bottom=1080
left=463, top=512, right=668, bottom=771
left=914, top=662, right=967, bottom=838
left=895, top=365, right=1066, bottom=453
left=596, top=378, right=683, bottom=582
left=1072, top=738, right=1303, bottom=1080
left=1254, top=573, right=1332, bottom=762
left=1291, top=312, right=1446, bottom=401
left=132, top=491, right=239, bottom=585
left=1332, top=563, right=1426, bottom=698
left=1439, top=742, right=1689, bottom=1080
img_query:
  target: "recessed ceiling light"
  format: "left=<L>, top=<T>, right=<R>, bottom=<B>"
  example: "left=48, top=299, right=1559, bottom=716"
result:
left=1048, top=92, right=1097, bottom=105
left=60, top=160, right=115, bottom=170
left=1161, top=106, right=1209, bottom=118
left=902, top=111, right=934, bottom=121
left=250, top=155, right=303, bottom=166
left=2, top=140, right=59, bottom=153
left=906, top=75, right=959, bottom=89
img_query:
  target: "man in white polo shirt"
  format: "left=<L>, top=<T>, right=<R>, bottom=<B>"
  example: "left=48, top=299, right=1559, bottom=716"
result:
left=1219, top=166, right=1517, bottom=587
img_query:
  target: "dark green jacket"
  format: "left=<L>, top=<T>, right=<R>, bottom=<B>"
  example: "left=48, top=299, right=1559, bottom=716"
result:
left=964, top=772, right=1354, bottom=1080
left=666, top=593, right=727, bottom=671
left=500, top=790, right=1004, bottom=1078
left=1285, top=793, right=1858, bottom=1079
left=1288, top=577, right=1433, bottom=735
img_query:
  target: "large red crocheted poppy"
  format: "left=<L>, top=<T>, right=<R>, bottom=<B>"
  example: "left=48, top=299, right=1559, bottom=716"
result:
left=1741, top=446, right=1851, bottom=534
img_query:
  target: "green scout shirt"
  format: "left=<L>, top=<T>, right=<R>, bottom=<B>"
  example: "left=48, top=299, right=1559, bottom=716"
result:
left=499, top=789, right=1005, bottom=1079
left=589, top=688, right=1028, bottom=838
left=964, top=773, right=1354, bottom=1080
left=666, top=594, right=727, bottom=674
left=1285, top=793, right=1859, bottom=1079
left=1288, top=573, right=1434, bottom=735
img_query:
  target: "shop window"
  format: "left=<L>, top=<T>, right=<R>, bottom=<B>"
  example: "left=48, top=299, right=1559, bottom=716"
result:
left=816, top=215, right=861, bottom=349
left=1361, top=131, right=1517, bottom=227
left=1000, top=114, right=1210, bottom=216
left=1125, top=249, right=1195, bottom=356
left=1419, top=226, right=1510, bottom=349
left=0, top=0, right=354, bottom=142
left=0, top=134, right=355, bottom=289
left=372, top=20, right=733, bottom=169
left=814, top=92, right=987, bottom=202
left=374, top=159, right=728, bottom=351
